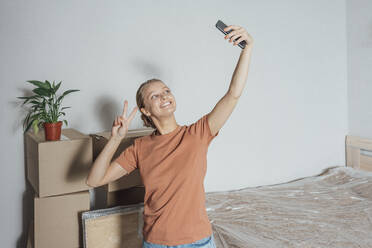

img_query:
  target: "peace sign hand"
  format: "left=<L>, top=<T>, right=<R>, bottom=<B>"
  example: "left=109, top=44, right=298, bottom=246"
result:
left=111, top=100, right=138, bottom=140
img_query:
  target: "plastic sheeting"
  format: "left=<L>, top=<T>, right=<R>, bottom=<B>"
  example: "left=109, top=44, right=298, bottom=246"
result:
left=205, top=166, right=372, bottom=248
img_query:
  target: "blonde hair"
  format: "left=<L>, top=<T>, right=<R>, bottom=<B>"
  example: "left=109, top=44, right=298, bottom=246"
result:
left=136, top=78, right=163, bottom=129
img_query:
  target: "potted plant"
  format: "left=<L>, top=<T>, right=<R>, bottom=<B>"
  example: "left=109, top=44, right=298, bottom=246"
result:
left=17, top=80, right=80, bottom=141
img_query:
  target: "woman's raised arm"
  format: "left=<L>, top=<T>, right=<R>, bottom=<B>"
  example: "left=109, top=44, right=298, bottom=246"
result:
left=86, top=100, right=138, bottom=187
left=207, top=24, right=254, bottom=136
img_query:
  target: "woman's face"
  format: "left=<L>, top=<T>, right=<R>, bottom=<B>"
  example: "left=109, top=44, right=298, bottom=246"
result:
left=141, top=81, right=176, bottom=119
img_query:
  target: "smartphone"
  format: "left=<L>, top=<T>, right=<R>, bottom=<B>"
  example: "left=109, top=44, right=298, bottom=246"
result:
left=215, top=20, right=246, bottom=49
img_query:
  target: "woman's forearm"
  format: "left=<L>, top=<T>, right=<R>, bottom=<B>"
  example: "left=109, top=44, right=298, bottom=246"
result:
left=228, top=43, right=253, bottom=98
left=86, top=135, right=122, bottom=187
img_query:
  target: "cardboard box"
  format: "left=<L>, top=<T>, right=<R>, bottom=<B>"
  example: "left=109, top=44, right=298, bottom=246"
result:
left=27, top=220, right=34, bottom=248
left=82, top=203, right=144, bottom=248
left=34, top=190, right=90, bottom=248
left=91, top=128, right=153, bottom=192
left=107, top=186, right=145, bottom=208
left=25, top=128, right=93, bottom=197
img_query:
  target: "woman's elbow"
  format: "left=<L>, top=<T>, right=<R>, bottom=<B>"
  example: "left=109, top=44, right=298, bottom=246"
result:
left=86, top=178, right=96, bottom=188
left=86, top=173, right=101, bottom=188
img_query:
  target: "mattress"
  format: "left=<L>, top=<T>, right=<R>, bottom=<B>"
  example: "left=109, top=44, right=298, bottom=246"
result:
left=205, top=166, right=372, bottom=248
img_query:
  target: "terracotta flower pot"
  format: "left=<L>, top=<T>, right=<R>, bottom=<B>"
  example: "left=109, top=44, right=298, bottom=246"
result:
left=43, top=121, right=62, bottom=141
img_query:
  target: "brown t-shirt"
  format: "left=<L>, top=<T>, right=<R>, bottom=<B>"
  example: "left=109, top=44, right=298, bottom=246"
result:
left=114, top=113, right=219, bottom=245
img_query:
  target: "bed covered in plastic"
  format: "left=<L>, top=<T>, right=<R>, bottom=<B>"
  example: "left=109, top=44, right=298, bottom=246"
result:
left=205, top=166, right=372, bottom=248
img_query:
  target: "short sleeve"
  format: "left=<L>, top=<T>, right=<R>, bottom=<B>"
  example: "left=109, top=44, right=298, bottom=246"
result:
left=114, top=138, right=139, bottom=174
left=191, top=113, right=220, bottom=146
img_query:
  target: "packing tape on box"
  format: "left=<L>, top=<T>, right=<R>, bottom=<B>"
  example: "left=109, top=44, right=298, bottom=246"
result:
left=138, top=205, right=144, bottom=239
left=60, top=134, right=70, bottom=140
left=88, top=189, right=94, bottom=210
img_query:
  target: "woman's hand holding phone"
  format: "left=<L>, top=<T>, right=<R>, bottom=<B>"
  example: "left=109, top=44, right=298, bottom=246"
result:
left=223, top=24, right=254, bottom=48
left=215, top=20, right=254, bottom=49
left=111, top=100, right=138, bottom=140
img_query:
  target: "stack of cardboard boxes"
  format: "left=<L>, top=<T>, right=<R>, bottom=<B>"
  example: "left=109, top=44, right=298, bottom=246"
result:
left=25, top=128, right=92, bottom=248
left=25, top=127, right=153, bottom=248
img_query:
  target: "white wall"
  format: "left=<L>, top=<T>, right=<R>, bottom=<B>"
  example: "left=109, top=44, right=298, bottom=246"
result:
left=346, top=0, right=372, bottom=139
left=0, top=0, right=348, bottom=247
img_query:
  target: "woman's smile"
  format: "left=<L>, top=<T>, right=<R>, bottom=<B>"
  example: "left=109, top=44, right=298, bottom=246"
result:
left=160, top=101, right=172, bottom=108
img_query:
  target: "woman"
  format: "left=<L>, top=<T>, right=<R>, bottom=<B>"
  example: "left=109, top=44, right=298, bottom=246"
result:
left=86, top=24, right=253, bottom=248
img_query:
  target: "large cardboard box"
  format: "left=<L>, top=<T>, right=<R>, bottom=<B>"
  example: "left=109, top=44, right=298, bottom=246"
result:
left=34, top=190, right=90, bottom=248
left=91, top=128, right=153, bottom=192
left=25, top=128, right=93, bottom=197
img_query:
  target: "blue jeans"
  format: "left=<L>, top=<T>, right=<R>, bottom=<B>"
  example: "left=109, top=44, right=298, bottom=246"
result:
left=142, top=234, right=217, bottom=248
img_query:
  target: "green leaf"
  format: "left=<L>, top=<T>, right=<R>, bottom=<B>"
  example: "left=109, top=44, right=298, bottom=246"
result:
left=30, top=100, right=40, bottom=105
left=24, top=114, right=39, bottom=132
left=57, top=89, right=79, bottom=103
left=54, top=81, right=62, bottom=93
left=17, top=96, right=31, bottom=100
left=27, top=80, right=49, bottom=90
left=63, top=119, right=68, bottom=126
left=25, top=120, right=33, bottom=133
left=61, top=106, right=71, bottom=110
left=22, top=95, right=40, bottom=105
left=23, top=112, right=32, bottom=130
left=17, top=95, right=38, bottom=104
left=32, top=119, right=39, bottom=134
left=45, top=80, right=52, bottom=89
left=32, top=88, right=50, bottom=97
left=17, top=96, right=31, bottom=105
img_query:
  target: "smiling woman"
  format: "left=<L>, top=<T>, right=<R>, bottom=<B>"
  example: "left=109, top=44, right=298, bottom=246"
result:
left=87, top=22, right=253, bottom=247
left=136, top=78, right=179, bottom=135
